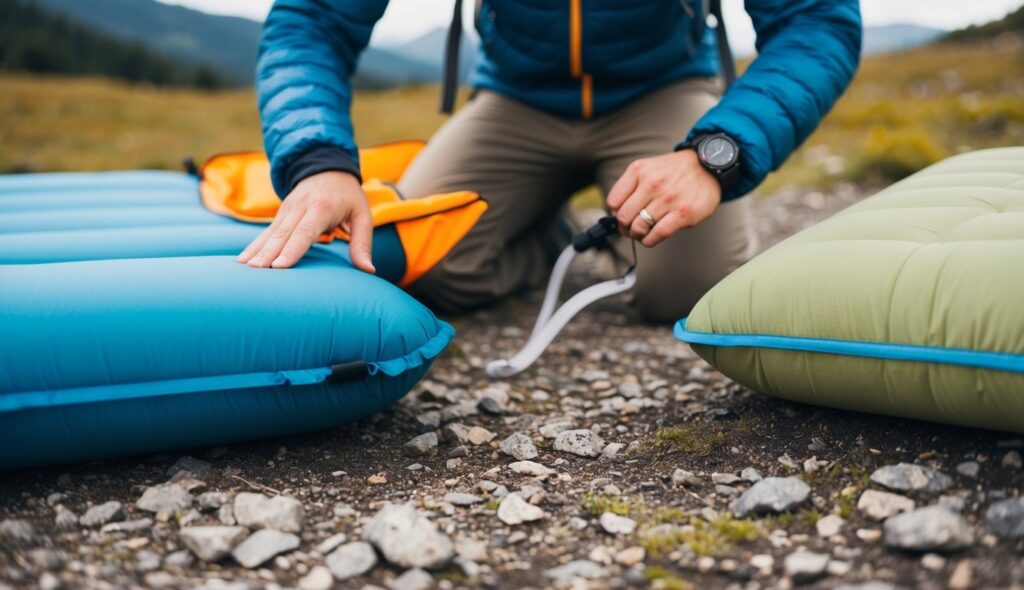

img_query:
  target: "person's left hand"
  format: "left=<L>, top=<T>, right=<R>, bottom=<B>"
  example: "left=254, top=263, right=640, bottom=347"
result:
left=606, top=149, right=722, bottom=247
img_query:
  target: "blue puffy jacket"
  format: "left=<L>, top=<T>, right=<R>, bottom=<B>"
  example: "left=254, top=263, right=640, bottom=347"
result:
left=257, top=0, right=861, bottom=200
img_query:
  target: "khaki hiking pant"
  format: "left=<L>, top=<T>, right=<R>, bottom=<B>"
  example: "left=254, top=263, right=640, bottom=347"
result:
left=400, top=78, right=757, bottom=323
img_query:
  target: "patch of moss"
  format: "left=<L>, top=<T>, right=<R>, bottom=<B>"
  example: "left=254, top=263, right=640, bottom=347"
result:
left=652, top=424, right=729, bottom=456
left=435, top=565, right=465, bottom=584
left=645, top=566, right=692, bottom=590
left=639, top=526, right=687, bottom=558
left=798, top=507, right=822, bottom=528
left=836, top=486, right=859, bottom=520
left=682, top=514, right=764, bottom=557
left=648, top=506, right=686, bottom=524
left=580, top=492, right=638, bottom=517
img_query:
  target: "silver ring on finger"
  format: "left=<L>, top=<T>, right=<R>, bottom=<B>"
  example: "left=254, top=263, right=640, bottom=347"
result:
left=638, top=208, right=656, bottom=228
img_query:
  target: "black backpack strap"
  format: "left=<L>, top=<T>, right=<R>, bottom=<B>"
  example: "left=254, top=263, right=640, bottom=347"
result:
left=440, top=0, right=464, bottom=114
left=709, top=0, right=736, bottom=88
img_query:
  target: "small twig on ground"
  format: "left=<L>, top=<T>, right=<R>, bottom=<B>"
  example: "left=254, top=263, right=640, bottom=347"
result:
left=230, top=474, right=281, bottom=496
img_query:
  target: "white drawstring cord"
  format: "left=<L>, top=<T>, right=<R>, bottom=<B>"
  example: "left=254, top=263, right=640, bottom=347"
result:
left=487, top=218, right=637, bottom=378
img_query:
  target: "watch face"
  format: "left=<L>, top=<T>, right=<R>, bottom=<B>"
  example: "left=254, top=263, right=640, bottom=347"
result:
left=699, top=136, right=737, bottom=169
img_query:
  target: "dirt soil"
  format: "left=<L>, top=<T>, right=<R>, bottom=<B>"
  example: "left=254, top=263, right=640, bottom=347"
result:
left=2, top=184, right=1022, bottom=590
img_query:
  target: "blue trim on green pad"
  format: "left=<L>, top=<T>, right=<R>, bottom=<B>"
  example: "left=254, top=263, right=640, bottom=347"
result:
left=674, top=318, right=1024, bottom=374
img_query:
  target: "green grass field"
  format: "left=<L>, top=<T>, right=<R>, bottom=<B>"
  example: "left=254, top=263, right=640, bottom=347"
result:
left=1, top=38, right=1021, bottom=199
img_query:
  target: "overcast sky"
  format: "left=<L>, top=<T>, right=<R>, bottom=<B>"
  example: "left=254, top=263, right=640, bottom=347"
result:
left=157, top=0, right=1023, bottom=54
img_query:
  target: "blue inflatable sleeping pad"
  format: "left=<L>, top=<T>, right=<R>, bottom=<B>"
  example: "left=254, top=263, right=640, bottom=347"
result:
left=0, top=170, right=453, bottom=470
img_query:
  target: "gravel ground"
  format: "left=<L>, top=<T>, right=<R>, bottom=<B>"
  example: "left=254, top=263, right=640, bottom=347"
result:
left=3, top=184, right=1023, bottom=590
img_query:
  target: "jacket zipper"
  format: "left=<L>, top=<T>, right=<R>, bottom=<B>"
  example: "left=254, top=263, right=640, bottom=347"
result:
left=569, top=0, right=592, bottom=119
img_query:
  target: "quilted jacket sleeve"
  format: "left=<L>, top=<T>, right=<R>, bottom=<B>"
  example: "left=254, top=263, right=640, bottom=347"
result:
left=686, top=0, right=862, bottom=200
left=257, top=0, right=390, bottom=197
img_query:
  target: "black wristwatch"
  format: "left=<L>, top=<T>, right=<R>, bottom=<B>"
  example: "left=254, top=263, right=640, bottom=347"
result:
left=680, top=133, right=741, bottom=190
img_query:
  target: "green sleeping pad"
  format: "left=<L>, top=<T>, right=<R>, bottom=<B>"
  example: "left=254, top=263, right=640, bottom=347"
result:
left=676, top=147, right=1024, bottom=433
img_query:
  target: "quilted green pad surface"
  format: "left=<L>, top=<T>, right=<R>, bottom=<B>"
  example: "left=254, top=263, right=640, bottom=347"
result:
left=677, top=147, right=1024, bottom=432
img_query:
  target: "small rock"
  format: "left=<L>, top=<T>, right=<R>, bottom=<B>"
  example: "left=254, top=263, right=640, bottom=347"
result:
left=325, top=542, right=377, bottom=580
left=956, top=461, right=980, bottom=479
left=497, top=493, right=545, bottom=525
left=733, top=477, right=810, bottom=517
left=857, top=490, right=915, bottom=521
left=477, top=396, right=504, bottom=415
left=784, top=551, right=829, bottom=584
left=1003, top=450, right=1023, bottom=470
left=442, top=423, right=472, bottom=444
left=827, top=560, right=851, bottom=577
left=414, top=412, right=441, bottom=432
left=136, top=483, right=193, bottom=518
left=298, top=565, right=334, bottom=590
left=316, top=532, right=348, bottom=555
left=948, top=560, right=973, bottom=590
left=615, top=546, right=645, bottom=566
left=816, top=514, right=845, bottom=537
left=499, top=433, right=538, bottom=461
left=233, top=493, right=304, bottom=533
left=80, top=501, right=125, bottom=528
left=856, top=528, right=882, bottom=543
left=553, top=429, right=606, bottom=457
left=136, top=550, right=162, bottom=571
left=712, top=473, right=742, bottom=485
left=883, top=506, right=974, bottom=552
left=167, top=456, right=213, bottom=478
left=869, top=463, right=952, bottom=494
left=101, top=518, right=152, bottom=534
left=938, top=495, right=966, bottom=513
left=920, top=553, right=946, bottom=571
left=53, top=506, right=78, bottom=531
left=544, top=560, right=608, bottom=582
left=197, top=491, right=230, bottom=512
left=443, top=493, right=483, bottom=507
left=0, top=519, right=36, bottom=547
left=508, top=460, right=554, bottom=477
left=741, top=467, right=763, bottom=482
left=38, top=572, right=62, bottom=590
left=181, top=526, right=249, bottom=562
left=164, top=550, right=194, bottom=569
left=750, top=554, right=774, bottom=574
left=402, top=433, right=439, bottom=457
left=539, top=420, right=574, bottom=439
left=231, top=529, right=300, bottom=569
left=672, top=469, right=701, bottom=487
left=392, top=568, right=433, bottom=590
left=28, top=549, right=64, bottom=571
left=600, top=442, right=626, bottom=460
left=466, top=426, right=495, bottom=446
left=599, top=512, right=636, bottom=535
left=362, top=503, right=453, bottom=569
left=984, top=496, right=1024, bottom=538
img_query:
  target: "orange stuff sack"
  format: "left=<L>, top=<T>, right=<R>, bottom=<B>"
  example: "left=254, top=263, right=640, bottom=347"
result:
left=199, top=141, right=486, bottom=287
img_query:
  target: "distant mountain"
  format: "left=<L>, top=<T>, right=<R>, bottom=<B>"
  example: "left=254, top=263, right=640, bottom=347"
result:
left=387, top=28, right=480, bottom=83
left=34, top=0, right=260, bottom=84
left=0, top=0, right=224, bottom=87
left=32, top=0, right=446, bottom=88
left=944, top=5, right=1024, bottom=43
left=862, top=24, right=945, bottom=54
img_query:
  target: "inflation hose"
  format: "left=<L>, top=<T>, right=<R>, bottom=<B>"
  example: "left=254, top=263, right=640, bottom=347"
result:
left=486, top=216, right=638, bottom=378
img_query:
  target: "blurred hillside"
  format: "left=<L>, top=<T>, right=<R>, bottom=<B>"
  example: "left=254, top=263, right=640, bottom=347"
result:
left=0, top=16, right=1021, bottom=197
left=0, top=0, right=224, bottom=88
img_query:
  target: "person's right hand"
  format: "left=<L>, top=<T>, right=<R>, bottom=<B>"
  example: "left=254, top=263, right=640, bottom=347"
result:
left=237, top=171, right=375, bottom=273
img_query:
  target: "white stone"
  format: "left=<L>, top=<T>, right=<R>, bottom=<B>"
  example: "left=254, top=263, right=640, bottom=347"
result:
left=599, top=512, right=636, bottom=535
left=496, top=493, right=545, bottom=525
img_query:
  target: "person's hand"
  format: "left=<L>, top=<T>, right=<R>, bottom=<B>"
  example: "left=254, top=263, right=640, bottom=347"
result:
left=606, top=150, right=722, bottom=247
left=238, top=171, right=375, bottom=272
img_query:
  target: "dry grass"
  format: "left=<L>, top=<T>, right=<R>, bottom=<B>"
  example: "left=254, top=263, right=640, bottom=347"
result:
left=1, top=37, right=1020, bottom=197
